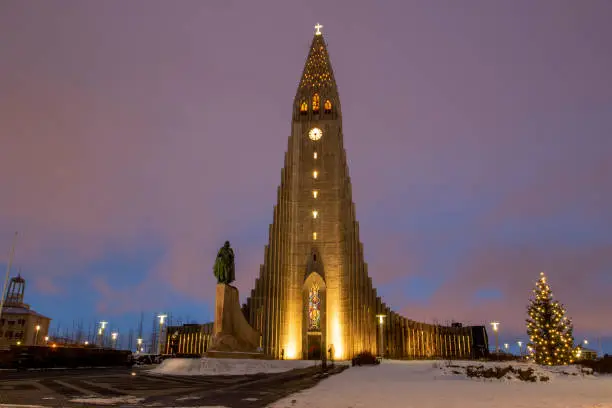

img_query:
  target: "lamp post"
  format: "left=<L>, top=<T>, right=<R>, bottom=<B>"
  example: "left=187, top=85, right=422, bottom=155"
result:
left=504, top=343, right=509, bottom=353
left=34, top=324, right=41, bottom=345
left=44, top=336, right=49, bottom=344
left=376, top=314, right=386, bottom=358
left=517, top=341, right=523, bottom=358
left=99, top=321, right=108, bottom=347
left=157, top=314, right=167, bottom=355
left=490, top=321, right=500, bottom=353
left=111, top=332, right=118, bottom=349
left=137, top=338, right=143, bottom=354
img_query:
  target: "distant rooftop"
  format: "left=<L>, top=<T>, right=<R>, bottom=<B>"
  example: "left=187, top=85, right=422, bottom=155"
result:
left=1, top=305, right=51, bottom=320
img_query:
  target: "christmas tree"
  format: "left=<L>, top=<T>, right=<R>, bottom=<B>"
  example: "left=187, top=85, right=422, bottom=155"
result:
left=526, top=272, right=575, bottom=365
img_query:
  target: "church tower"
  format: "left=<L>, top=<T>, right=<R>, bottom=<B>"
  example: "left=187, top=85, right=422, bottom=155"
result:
left=244, top=25, right=379, bottom=360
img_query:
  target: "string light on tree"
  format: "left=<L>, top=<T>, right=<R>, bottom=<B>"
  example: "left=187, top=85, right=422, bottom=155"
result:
left=526, top=272, right=575, bottom=365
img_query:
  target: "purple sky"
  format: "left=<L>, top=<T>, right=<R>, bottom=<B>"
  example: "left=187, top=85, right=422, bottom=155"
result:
left=1, top=0, right=611, bottom=352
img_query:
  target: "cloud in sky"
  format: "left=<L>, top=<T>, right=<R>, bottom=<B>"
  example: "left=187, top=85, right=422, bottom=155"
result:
left=0, top=0, right=611, bottom=346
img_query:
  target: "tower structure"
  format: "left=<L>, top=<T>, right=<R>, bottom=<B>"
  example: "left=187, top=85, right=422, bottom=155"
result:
left=4, top=274, right=26, bottom=307
left=243, top=25, right=481, bottom=360
left=0, top=274, right=52, bottom=347
left=244, top=25, right=374, bottom=360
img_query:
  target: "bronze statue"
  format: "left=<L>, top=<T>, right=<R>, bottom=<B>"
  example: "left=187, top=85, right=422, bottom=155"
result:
left=213, top=241, right=235, bottom=284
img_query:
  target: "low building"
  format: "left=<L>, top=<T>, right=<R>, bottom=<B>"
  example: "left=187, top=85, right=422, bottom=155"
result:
left=0, top=275, right=52, bottom=348
left=578, top=347, right=598, bottom=361
left=163, top=322, right=214, bottom=355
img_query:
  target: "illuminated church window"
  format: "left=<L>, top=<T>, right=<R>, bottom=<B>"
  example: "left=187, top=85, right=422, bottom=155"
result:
left=324, top=99, right=332, bottom=113
left=313, top=170, right=318, bottom=179
left=313, top=152, right=318, bottom=159
left=312, top=210, right=318, bottom=218
left=313, top=190, right=318, bottom=198
left=312, top=232, right=317, bottom=240
left=312, top=93, right=320, bottom=113
left=308, top=283, right=321, bottom=330
left=300, top=101, right=308, bottom=114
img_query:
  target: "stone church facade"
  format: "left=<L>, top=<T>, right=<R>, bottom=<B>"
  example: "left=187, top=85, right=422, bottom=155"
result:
left=241, top=28, right=486, bottom=360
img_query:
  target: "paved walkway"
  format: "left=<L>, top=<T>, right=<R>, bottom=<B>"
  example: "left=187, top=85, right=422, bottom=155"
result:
left=0, top=364, right=347, bottom=407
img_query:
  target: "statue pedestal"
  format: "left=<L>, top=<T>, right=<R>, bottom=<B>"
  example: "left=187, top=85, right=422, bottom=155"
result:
left=206, top=284, right=264, bottom=358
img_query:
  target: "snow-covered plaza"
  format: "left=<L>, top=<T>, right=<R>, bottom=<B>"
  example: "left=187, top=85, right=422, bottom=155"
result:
left=268, top=360, right=612, bottom=408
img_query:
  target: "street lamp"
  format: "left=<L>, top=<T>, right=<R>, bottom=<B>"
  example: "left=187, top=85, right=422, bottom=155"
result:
left=504, top=343, right=509, bottom=353
left=137, top=338, right=143, bottom=354
left=157, top=314, right=168, bottom=355
left=111, top=332, right=118, bottom=349
left=44, top=336, right=49, bottom=343
left=517, top=341, right=523, bottom=357
left=584, top=339, right=589, bottom=346
left=35, top=324, right=41, bottom=345
left=490, top=321, right=500, bottom=353
left=99, top=321, right=108, bottom=347
left=376, top=314, right=386, bottom=358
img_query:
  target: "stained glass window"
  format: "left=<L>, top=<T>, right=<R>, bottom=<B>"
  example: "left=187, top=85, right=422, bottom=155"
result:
left=324, top=99, right=332, bottom=113
left=308, top=283, right=321, bottom=331
left=312, top=94, right=320, bottom=112
left=300, top=101, right=308, bottom=113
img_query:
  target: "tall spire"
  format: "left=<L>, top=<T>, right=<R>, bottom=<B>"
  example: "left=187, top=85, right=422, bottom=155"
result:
left=296, top=24, right=337, bottom=97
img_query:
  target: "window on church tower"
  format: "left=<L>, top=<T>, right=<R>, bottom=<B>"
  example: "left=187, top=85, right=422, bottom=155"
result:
left=313, top=152, right=317, bottom=159
left=324, top=99, right=332, bottom=113
left=313, top=170, right=318, bottom=179
left=312, top=232, right=317, bottom=240
left=300, top=101, right=308, bottom=114
left=312, top=190, right=318, bottom=198
left=312, top=94, right=320, bottom=113
left=308, top=283, right=321, bottom=331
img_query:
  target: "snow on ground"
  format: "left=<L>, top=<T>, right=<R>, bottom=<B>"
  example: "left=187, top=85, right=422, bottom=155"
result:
left=437, top=360, right=594, bottom=382
left=149, top=357, right=315, bottom=376
left=0, top=405, right=49, bottom=408
left=69, top=396, right=144, bottom=405
left=269, top=360, right=612, bottom=408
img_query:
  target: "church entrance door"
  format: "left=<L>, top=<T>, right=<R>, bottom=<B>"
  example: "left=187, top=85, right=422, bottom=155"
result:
left=307, top=333, right=322, bottom=360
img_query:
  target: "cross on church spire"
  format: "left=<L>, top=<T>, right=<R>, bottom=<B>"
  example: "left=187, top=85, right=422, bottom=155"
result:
left=314, top=23, right=323, bottom=36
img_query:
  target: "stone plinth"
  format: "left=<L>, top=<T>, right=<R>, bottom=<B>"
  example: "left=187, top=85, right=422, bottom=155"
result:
left=207, top=283, right=261, bottom=354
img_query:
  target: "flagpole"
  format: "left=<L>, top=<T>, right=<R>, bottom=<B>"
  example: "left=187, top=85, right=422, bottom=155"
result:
left=0, top=231, right=18, bottom=322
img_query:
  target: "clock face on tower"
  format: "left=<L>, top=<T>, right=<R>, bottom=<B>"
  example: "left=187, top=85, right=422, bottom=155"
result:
left=308, top=127, right=323, bottom=141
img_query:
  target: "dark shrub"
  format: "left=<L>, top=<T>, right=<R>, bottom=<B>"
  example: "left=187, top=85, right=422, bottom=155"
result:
left=465, top=364, right=538, bottom=382
left=579, top=356, right=612, bottom=374
left=352, top=351, right=380, bottom=366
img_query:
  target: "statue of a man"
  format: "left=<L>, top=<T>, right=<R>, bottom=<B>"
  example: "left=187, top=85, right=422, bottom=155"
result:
left=213, top=241, right=235, bottom=284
